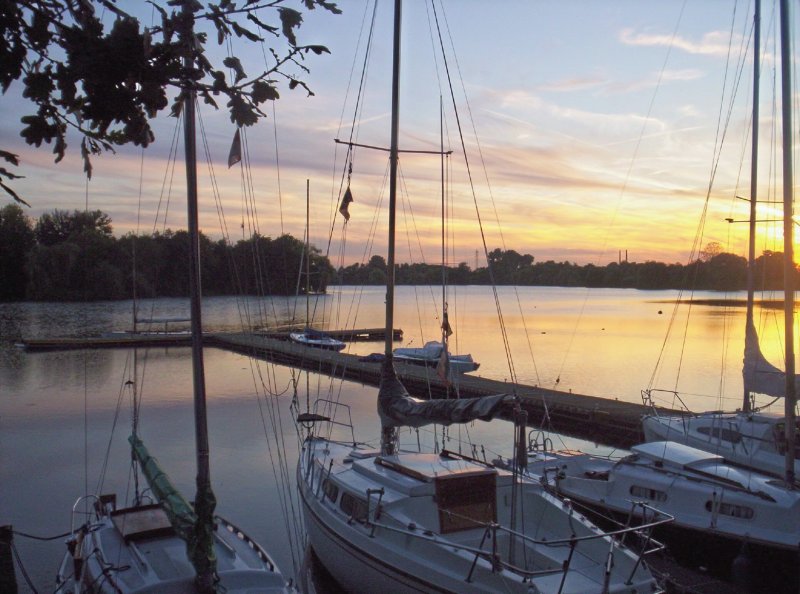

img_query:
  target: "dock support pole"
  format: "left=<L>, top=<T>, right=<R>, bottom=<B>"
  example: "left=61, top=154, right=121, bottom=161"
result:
left=0, top=526, right=18, bottom=594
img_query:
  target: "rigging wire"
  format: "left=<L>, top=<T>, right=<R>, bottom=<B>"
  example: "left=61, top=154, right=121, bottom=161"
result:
left=196, top=102, right=305, bottom=572
left=430, top=0, right=518, bottom=389
left=648, top=2, right=753, bottom=395
left=431, top=1, right=543, bottom=388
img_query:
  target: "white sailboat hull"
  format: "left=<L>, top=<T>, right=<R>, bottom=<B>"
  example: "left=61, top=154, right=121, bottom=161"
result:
left=289, top=331, right=346, bottom=351
left=522, top=442, right=800, bottom=555
left=393, top=341, right=479, bottom=375
left=298, top=438, right=661, bottom=594
left=642, top=411, right=800, bottom=480
left=56, top=501, right=292, bottom=594
left=302, top=488, right=458, bottom=594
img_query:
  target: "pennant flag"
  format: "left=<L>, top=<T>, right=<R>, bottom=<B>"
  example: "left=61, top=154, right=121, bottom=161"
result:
left=339, top=186, right=354, bottom=221
left=228, top=128, right=242, bottom=168
left=441, top=311, right=453, bottom=338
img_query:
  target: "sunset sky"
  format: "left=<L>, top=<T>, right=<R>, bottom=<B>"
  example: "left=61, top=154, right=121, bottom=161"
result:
left=3, top=1, right=795, bottom=268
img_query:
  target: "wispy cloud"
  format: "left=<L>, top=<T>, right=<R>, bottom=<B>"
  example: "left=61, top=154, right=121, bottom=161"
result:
left=538, top=76, right=607, bottom=93
left=619, top=28, right=738, bottom=57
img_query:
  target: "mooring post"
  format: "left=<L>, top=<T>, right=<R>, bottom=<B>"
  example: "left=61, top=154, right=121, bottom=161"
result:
left=0, top=525, right=18, bottom=594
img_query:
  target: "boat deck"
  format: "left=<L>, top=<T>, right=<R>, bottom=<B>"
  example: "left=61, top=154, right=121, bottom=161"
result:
left=19, top=331, right=669, bottom=448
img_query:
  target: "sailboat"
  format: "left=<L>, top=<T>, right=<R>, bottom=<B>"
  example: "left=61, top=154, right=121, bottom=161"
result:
left=297, top=2, right=662, bottom=592
left=289, top=184, right=346, bottom=352
left=506, top=1, right=800, bottom=586
left=392, top=103, right=478, bottom=379
left=393, top=339, right=479, bottom=375
left=54, top=7, right=293, bottom=593
left=641, top=0, right=800, bottom=482
left=512, top=439, right=800, bottom=582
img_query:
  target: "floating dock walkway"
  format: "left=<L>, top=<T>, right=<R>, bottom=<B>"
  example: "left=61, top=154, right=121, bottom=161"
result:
left=21, top=330, right=664, bottom=449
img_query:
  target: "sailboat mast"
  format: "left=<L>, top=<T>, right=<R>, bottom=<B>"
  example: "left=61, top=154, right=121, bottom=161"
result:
left=306, top=179, right=310, bottom=319
left=181, top=4, right=216, bottom=589
left=744, top=0, right=760, bottom=413
left=384, top=0, right=402, bottom=362
left=779, top=0, right=796, bottom=486
left=380, top=0, right=402, bottom=455
left=440, top=97, right=446, bottom=332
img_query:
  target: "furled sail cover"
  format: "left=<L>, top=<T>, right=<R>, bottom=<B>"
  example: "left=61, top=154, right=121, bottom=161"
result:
left=129, top=435, right=218, bottom=579
left=743, top=319, right=800, bottom=398
left=377, top=361, right=510, bottom=429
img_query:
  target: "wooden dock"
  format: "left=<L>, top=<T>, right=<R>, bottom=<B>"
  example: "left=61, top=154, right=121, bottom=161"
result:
left=20, top=331, right=661, bottom=448
left=20, top=333, right=193, bottom=350
left=208, top=333, right=652, bottom=448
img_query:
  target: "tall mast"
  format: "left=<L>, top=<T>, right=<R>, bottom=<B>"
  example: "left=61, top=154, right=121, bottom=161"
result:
left=744, top=0, right=760, bottom=413
left=779, top=0, right=795, bottom=486
left=181, top=3, right=216, bottom=589
left=440, top=97, right=450, bottom=395
left=306, top=179, right=310, bottom=322
left=440, top=98, right=447, bottom=346
left=381, top=0, right=403, bottom=455
left=384, top=0, right=402, bottom=362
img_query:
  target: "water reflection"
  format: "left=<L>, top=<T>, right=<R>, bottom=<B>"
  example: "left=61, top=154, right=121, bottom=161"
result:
left=2, top=286, right=790, bottom=592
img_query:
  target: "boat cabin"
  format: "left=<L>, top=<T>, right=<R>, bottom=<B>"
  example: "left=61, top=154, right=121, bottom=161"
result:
left=374, top=453, right=497, bottom=533
left=332, top=450, right=504, bottom=535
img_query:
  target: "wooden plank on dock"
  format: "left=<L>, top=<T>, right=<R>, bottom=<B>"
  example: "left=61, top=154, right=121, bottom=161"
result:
left=20, top=334, right=192, bottom=351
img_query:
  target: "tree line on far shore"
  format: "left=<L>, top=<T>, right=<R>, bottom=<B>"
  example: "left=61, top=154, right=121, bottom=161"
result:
left=337, top=245, right=794, bottom=292
left=1, top=204, right=795, bottom=302
left=0, top=205, right=334, bottom=302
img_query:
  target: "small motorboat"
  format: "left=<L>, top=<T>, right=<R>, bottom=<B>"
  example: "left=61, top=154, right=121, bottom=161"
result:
left=289, top=328, right=346, bottom=351
left=393, top=340, right=479, bottom=375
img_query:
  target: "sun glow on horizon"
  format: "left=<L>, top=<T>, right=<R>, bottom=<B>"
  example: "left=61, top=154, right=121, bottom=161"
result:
left=4, top=1, right=797, bottom=270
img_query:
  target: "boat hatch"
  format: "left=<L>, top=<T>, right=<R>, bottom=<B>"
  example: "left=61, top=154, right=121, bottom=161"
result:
left=632, top=441, right=725, bottom=468
left=349, top=448, right=382, bottom=460
left=436, top=472, right=496, bottom=534
left=110, top=504, right=174, bottom=541
left=376, top=452, right=497, bottom=481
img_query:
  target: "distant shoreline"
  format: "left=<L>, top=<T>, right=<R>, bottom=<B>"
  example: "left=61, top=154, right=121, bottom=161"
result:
left=655, top=298, right=786, bottom=309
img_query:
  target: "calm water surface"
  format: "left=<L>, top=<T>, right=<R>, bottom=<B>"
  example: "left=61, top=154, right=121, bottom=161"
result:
left=0, top=286, right=783, bottom=591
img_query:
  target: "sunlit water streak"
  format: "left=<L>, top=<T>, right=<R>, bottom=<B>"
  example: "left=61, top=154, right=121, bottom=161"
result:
left=1, top=285, right=788, bottom=591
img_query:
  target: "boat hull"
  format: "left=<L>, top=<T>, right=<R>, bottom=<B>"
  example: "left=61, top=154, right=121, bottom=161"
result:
left=522, top=444, right=800, bottom=591
left=298, top=439, right=661, bottom=594
left=56, top=504, right=292, bottom=594
left=393, top=341, right=479, bottom=375
left=642, top=412, right=800, bottom=480
left=289, top=332, right=346, bottom=351
left=301, top=487, right=453, bottom=594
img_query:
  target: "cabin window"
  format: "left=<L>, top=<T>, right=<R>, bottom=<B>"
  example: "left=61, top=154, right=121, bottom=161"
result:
left=696, top=426, right=742, bottom=443
left=340, top=492, right=368, bottom=523
left=629, top=485, right=667, bottom=502
left=322, top=479, right=339, bottom=503
left=435, top=472, right=496, bottom=534
left=705, top=501, right=754, bottom=519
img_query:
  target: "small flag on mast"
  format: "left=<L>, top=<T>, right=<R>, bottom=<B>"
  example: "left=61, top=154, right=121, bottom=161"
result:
left=228, top=128, right=242, bottom=168
left=339, top=186, right=354, bottom=221
left=441, top=303, right=453, bottom=337
left=441, top=311, right=453, bottom=338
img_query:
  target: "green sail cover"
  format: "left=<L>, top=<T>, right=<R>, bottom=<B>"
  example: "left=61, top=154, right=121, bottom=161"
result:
left=129, top=435, right=217, bottom=584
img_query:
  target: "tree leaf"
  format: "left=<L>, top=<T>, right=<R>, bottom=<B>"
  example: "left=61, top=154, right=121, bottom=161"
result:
left=278, top=8, right=302, bottom=46
left=222, top=56, right=246, bottom=82
left=0, top=151, right=20, bottom=166
left=251, top=80, right=279, bottom=103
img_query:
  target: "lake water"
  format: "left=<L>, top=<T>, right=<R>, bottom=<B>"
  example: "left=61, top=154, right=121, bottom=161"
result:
left=0, top=285, right=786, bottom=592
